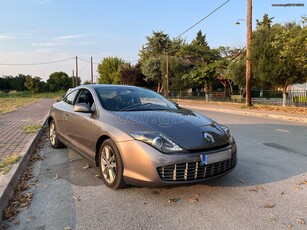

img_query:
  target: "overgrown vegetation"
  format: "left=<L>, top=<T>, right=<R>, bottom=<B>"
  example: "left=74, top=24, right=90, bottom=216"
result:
left=22, top=124, right=43, bottom=134
left=0, top=154, right=20, bottom=175
left=0, top=98, right=39, bottom=115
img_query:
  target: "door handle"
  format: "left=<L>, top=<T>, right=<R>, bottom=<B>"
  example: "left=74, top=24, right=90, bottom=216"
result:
left=64, top=114, right=69, bottom=120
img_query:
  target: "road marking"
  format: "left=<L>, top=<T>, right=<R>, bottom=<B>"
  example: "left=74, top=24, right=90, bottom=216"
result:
left=275, top=129, right=290, bottom=133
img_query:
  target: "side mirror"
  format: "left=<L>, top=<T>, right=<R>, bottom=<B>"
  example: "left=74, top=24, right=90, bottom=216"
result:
left=73, top=103, right=92, bottom=113
left=172, top=101, right=181, bottom=108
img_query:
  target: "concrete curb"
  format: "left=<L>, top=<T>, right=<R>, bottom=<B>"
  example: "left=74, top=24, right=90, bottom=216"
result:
left=0, top=115, right=49, bottom=223
left=183, top=105, right=307, bottom=124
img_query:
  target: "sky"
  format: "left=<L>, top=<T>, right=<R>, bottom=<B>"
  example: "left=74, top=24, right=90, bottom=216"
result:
left=0, top=0, right=305, bottom=83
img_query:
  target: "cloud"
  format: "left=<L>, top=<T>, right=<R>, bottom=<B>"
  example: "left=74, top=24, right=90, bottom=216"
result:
left=77, top=41, right=96, bottom=46
left=32, top=42, right=64, bottom=47
left=0, top=35, right=16, bottom=40
left=55, top=34, right=90, bottom=40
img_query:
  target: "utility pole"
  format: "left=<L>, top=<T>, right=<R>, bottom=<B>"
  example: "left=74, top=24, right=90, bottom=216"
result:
left=91, top=57, right=94, bottom=84
left=75, top=56, right=79, bottom=86
left=72, top=70, right=75, bottom=87
left=165, top=53, right=169, bottom=98
left=246, top=0, right=252, bottom=106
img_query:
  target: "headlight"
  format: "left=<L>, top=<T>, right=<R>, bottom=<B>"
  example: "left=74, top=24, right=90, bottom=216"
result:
left=128, top=131, right=185, bottom=154
left=220, top=125, right=234, bottom=143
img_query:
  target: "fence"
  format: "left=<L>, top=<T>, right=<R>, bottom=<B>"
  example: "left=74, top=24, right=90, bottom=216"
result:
left=169, top=90, right=307, bottom=107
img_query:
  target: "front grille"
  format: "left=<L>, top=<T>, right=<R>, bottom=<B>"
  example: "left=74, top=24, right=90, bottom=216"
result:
left=157, top=152, right=236, bottom=181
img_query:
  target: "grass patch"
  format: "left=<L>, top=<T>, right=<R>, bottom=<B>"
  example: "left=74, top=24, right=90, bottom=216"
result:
left=22, top=124, right=43, bottom=134
left=0, top=98, right=39, bottom=115
left=0, top=154, right=20, bottom=175
left=0, top=90, right=66, bottom=99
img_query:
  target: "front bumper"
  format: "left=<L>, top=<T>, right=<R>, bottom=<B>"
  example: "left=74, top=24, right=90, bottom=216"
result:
left=116, top=140, right=237, bottom=187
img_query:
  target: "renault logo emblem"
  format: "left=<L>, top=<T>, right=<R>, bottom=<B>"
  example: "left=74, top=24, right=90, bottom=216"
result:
left=203, top=132, right=215, bottom=143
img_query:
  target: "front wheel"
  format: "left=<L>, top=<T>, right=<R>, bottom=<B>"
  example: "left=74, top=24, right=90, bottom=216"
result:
left=49, top=120, right=64, bottom=148
left=99, top=139, right=126, bottom=189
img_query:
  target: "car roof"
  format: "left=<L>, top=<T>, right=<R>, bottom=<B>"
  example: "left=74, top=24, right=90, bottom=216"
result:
left=75, top=84, right=143, bottom=90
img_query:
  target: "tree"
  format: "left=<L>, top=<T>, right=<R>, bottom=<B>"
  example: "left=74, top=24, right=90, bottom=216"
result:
left=178, top=31, right=219, bottom=100
left=140, top=31, right=172, bottom=92
left=251, top=15, right=307, bottom=105
left=271, top=22, right=307, bottom=105
left=256, top=13, right=274, bottom=29
left=97, top=57, right=124, bottom=84
left=24, top=76, right=45, bottom=93
left=142, top=56, right=163, bottom=92
left=119, top=63, right=147, bottom=87
left=226, top=56, right=246, bottom=95
left=83, top=80, right=92, bottom=85
left=47, top=71, right=72, bottom=92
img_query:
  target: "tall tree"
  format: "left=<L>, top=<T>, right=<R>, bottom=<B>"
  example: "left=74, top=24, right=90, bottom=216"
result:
left=97, top=57, right=124, bottom=84
left=256, top=13, right=274, bottom=29
left=140, top=31, right=172, bottom=92
left=226, top=56, right=246, bottom=95
left=47, top=71, right=71, bottom=92
left=252, top=15, right=307, bottom=105
left=119, top=63, right=147, bottom=87
left=24, top=76, right=45, bottom=93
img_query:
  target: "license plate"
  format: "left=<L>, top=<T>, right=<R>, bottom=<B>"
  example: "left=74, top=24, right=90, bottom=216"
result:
left=200, top=148, right=232, bottom=166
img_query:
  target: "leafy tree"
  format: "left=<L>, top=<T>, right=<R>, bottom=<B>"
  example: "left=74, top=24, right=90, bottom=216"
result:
left=0, top=74, right=28, bottom=92
left=226, top=56, right=246, bottom=95
left=160, top=56, right=191, bottom=95
left=140, top=31, right=172, bottom=92
left=47, top=71, right=72, bottom=92
left=179, top=31, right=220, bottom=100
left=83, top=80, right=92, bottom=85
left=119, top=63, right=147, bottom=87
left=142, top=56, right=163, bottom=92
left=251, top=19, right=280, bottom=89
left=271, top=22, right=307, bottom=105
left=256, top=13, right=274, bottom=29
left=252, top=14, right=307, bottom=105
left=97, top=57, right=124, bottom=84
left=24, top=76, right=45, bottom=93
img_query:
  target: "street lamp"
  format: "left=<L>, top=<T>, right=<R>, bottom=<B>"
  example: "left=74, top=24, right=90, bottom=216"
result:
left=235, top=19, right=246, bottom=26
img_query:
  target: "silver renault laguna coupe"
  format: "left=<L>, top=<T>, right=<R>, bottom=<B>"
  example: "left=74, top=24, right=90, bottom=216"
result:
left=48, top=84, right=237, bottom=189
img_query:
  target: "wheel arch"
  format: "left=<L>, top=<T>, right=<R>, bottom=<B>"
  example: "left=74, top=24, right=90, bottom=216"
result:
left=95, top=135, right=111, bottom=166
left=47, top=116, right=54, bottom=126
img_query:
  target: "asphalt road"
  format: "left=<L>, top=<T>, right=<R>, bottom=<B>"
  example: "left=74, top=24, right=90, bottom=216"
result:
left=2, top=109, right=307, bottom=230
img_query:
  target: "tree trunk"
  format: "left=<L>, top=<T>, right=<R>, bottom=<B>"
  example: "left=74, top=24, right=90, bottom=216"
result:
left=204, top=83, right=210, bottom=101
left=282, top=87, right=288, bottom=106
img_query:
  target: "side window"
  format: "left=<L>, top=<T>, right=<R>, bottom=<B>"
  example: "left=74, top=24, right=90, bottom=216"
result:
left=63, top=90, right=78, bottom=105
left=75, top=89, right=94, bottom=108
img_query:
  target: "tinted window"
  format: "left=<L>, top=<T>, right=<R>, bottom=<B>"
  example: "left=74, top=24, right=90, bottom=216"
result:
left=63, top=90, right=78, bottom=105
left=95, top=86, right=177, bottom=111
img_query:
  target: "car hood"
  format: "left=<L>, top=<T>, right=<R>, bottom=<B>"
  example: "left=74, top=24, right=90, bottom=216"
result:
left=112, top=109, right=229, bottom=150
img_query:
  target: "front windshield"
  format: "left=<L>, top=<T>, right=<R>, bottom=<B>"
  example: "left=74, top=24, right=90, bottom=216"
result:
left=95, top=86, right=177, bottom=111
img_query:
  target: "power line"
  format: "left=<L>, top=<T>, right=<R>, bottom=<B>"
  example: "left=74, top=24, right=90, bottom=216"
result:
left=175, top=0, right=230, bottom=39
left=0, top=57, right=75, bottom=66
left=77, top=57, right=100, bottom=65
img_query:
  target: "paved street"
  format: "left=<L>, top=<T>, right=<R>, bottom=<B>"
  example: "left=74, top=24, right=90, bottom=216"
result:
left=1, top=108, right=306, bottom=230
left=0, top=99, right=55, bottom=159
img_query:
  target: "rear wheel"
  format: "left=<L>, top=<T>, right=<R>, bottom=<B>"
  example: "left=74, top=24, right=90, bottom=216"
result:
left=99, top=139, right=126, bottom=189
left=49, top=120, right=64, bottom=148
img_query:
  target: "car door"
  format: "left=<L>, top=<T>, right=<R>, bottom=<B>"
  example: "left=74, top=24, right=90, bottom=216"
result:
left=64, top=89, right=96, bottom=158
left=56, top=89, right=79, bottom=142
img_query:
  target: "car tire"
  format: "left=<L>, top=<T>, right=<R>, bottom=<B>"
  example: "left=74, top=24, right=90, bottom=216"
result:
left=99, top=139, right=126, bottom=189
left=49, top=120, right=65, bottom=149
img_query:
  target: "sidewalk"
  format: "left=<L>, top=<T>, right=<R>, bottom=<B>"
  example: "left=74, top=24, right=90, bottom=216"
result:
left=0, top=98, right=55, bottom=221
left=177, top=100, right=307, bottom=123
